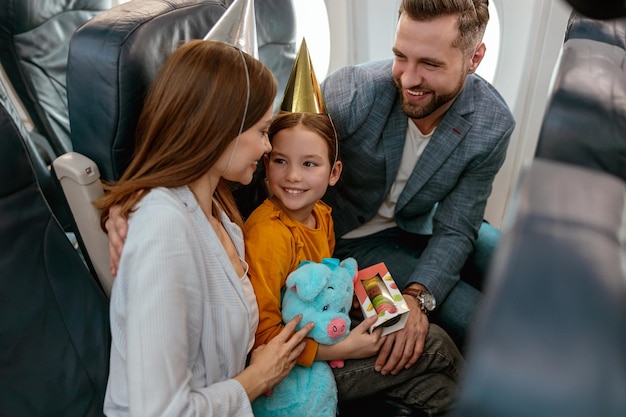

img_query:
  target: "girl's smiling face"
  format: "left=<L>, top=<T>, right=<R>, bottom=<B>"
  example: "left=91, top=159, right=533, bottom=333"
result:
left=266, top=124, right=341, bottom=224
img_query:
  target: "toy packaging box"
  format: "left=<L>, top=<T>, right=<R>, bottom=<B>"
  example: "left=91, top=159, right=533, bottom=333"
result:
left=354, top=262, right=410, bottom=336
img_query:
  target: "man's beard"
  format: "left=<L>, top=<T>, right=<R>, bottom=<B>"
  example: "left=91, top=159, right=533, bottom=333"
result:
left=395, top=75, right=465, bottom=120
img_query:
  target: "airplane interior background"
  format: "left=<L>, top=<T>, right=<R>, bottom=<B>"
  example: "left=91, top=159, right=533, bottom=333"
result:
left=1, top=0, right=625, bottom=416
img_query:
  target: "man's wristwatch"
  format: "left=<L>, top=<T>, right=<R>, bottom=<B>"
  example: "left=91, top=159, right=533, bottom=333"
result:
left=402, top=287, right=436, bottom=314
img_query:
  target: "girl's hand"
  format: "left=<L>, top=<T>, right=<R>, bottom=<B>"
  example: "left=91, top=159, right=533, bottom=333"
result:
left=316, top=315, right=385, bottom=361
left=337, top=315, right=385, bottom=360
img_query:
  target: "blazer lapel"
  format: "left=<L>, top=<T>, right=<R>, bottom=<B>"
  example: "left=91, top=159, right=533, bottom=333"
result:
left=382, top=99, right=410, bottom=192
left=396, top=85, right=476, bottom=212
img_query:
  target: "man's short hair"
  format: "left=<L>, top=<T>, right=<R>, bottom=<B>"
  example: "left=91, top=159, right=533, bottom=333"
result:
left=398, top=0, right=489, bottom=56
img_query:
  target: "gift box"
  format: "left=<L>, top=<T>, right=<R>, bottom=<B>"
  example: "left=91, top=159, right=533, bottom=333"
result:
left=354, top=262, right=410, bottom=336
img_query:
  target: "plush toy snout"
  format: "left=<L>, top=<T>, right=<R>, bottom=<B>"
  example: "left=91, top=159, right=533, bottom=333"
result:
left=327, top=317, right=347, bottom=339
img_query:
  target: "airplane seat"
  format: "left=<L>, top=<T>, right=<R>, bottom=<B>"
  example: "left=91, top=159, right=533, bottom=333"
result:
left=564, top=10, right=626, bottom=48
left=0, top=0, right=111, bottom=231
left=0, top=0, right=111, bottom=157
left=565, top=0, right=626, bottom=20
left=59, top=0, right=298, bottom=294
left=257, top=0, right=297, bottom=110
left=0, top=75, right=110, bottom=417
left=67, top=0, right=296, bottom=184
left=67, top=0, right=232, bottom=183
left=534, top=11, right=626, bottom=181
left=454, top=160, right=626, bottom=417
left=454, top=12, right=626, bottom=416
left=59, top=0, right=231, bottom=297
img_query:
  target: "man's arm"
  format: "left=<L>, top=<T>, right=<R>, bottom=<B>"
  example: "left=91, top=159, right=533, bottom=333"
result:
left=413, top=120, right=514, bottom=304
left=376, top=92, right=514, bottom=372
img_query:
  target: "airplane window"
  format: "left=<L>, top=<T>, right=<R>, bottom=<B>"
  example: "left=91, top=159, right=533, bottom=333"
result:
left=476, top=1, right=500, bottom=83
left=293, top=0, right=331, bottom=80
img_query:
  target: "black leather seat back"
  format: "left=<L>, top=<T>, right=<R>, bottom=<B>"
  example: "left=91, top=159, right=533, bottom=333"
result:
left=0, top=0, right=111, bottom=159
left=68, top=0, right=297, bottom=218
left=68, top=0, right=233, bottom=182
left=565, top=0, right=626, bottom=20
left=0, top=79, right=110, bottom=417
left=535, top=12, right=626, bottom=181
left=455, top=160, right=626, bottom=417
left=564, top=11, right=626, bottom=48
left=456, top=12, right=626, bottom=416
left=0, top=0, right=110, bottom=230
left=257, top=0, right=297, bottom=110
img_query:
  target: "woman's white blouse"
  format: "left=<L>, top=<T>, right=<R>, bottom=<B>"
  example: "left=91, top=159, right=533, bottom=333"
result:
left=104, top=186, right=258, bottom=417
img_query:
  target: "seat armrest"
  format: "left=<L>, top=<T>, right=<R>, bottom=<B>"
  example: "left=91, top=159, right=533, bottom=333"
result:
left=53, top=152, right=113, bottom=297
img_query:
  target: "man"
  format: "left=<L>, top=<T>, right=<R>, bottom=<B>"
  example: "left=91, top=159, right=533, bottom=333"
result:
left=322, top=0, right=515, bottom=374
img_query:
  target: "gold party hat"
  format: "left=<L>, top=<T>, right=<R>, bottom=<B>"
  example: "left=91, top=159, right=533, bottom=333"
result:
left=279, top=38, right=326, bottom=114
left=203, top=0, right=258, bottom=59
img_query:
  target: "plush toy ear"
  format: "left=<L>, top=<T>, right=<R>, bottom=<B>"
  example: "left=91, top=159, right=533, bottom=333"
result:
left=339, top=257, right=358, bottom=282
left=285, top=262, right=329, bottom=302
left=321, top=258, right=340, bottom=270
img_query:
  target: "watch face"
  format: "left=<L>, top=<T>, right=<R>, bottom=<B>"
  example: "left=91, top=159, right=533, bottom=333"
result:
left=419, top=292, right=436, bottom=311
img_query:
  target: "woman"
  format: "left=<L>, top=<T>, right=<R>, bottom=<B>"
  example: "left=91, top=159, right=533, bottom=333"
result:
left=95, top=39, right=313, bottom=417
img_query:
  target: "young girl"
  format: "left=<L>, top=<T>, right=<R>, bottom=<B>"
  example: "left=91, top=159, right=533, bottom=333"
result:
left=244, top=111, right=384, bottom=367
left=95, top=40, right=313, bottom=417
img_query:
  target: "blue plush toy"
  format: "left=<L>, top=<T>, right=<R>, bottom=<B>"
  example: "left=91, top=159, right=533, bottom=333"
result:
left=252, top=257, right=358, bottom=417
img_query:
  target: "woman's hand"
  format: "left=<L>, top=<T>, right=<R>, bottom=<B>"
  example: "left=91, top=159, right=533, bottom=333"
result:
left=236, top=315, right=314, bottom=401
left=106, top=205, right=128, bottom=276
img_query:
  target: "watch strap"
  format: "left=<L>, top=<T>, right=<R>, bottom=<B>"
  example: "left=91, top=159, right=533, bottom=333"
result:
left=402, top=287, right=428, bottom=314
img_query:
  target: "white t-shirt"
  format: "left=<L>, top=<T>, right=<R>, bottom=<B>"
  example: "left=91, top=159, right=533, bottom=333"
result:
left=343, top=119, right=434, bottom=239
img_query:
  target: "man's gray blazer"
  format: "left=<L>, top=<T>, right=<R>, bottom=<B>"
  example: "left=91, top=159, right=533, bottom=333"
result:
left=321, top=59, right=515, bottom=301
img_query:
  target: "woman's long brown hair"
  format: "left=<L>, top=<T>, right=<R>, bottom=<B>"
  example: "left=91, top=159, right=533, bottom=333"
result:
left=95, top=40, right=277, bottom=229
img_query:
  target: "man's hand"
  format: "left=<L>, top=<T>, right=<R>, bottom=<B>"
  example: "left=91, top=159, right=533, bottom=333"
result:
left=373, top=294, right=428, bottom=375
left=106, top=205, right=128, bottom=276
